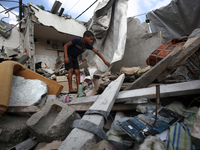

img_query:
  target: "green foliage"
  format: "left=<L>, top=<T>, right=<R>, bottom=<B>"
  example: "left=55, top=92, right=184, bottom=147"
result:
left=62, top=14, right=69, bottom=17
left=37, top=5, right=45, bottom=10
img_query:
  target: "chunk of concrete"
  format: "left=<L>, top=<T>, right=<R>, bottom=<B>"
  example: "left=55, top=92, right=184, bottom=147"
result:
left=26, top=99, right=80, bottom=142
left=0, top=113, right=30, bottom=149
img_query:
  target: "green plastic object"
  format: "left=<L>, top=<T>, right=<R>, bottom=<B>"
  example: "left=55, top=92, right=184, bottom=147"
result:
left=78, top=84, right=85, bottom=97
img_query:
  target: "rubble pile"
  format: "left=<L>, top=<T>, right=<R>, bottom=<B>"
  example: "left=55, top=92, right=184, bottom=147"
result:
left=0, top=0, right=200, bottom=150
left=0, top=34, right=200, bottom=149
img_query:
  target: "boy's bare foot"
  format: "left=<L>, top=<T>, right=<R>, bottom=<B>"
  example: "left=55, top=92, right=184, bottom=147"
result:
left=69, top=89, right=77, bottom=93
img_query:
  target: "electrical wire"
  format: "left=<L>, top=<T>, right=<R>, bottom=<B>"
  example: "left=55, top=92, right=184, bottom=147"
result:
left=1, top=11, right=10, bottom=21
left=63, top=0, right=70, bottom=8
left=1, top=6, right=19, bottom=13
left=0, top=5, right=27, bottom=14
left=0, top=0, right=19, bottom=3
left=0, top=14, right=28, bottom=37
left=133, top=12, right=146, bottom=17
left=0, top=4, right=18, bottom=16
left=0, top=4, right=10, bottom=21
left=66, top=0, right=81, bottom=14
left=0, top=0, right=26, bottom=5
left=75, top=0, right=98, bottom=19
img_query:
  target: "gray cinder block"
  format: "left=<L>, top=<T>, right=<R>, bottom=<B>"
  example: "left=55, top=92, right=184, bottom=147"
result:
left=26, top=99, right=80, bottom=142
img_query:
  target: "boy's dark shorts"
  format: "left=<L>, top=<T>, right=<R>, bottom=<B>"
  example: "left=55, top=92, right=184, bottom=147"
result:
left=65, top=55, right=79, bottom=70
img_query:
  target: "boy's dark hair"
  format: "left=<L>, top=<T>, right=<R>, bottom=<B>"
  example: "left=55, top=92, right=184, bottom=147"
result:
left=83, top=30, right=94, bottom=37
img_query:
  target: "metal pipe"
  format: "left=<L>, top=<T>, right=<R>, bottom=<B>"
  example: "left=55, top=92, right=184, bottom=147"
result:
left=19, top=0, right=22, bottom=32
left=152, top=85, right=160, bottom=126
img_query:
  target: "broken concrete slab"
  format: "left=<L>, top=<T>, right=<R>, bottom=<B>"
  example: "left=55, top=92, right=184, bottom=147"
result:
left=29, top=3, right=86, bottom=37
left=0, top=113, right=30, bottom=150
left=26, top=99, right=80, bottom=142
left=59, top=74, right=125, bottom=150
left=70, top=80, right=200, bottom=105
left=9, top=75, right=47, bottom=106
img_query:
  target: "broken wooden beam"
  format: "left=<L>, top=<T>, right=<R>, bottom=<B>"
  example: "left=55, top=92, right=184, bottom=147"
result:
left=70, top=80, right=200, bottom=105
left=59, top=74, right=125, bottom=150
left=7, top=103, right=137, bottom=113
left=7, top=106, right=42, bottom=113
left=69, top=103, right=137, bottom=111
left=124, top=36, right=200, bottom=90
left=157, top=36, right=200, bottom=82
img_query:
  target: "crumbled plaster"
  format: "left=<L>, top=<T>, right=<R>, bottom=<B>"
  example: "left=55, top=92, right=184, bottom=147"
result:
left=28, top=3, right=86, bottom=37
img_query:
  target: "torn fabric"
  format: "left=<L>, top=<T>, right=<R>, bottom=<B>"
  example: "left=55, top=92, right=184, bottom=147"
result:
left=146, top=0, right=200, bottom=42
left=87, top=0, right=128, bottom=76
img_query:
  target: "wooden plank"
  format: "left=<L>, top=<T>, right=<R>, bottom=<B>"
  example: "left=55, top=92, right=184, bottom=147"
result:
left=7, top=103, right=137, bottom=113
left=59, top=74, right=125, bottom=150
left=7, top=106, right=42, bottom=113
left=124, top=36, right=200, bottom=90
left=70, top=80, right=200, bottom=105
left=69, top=95, right=99, bottom=104
left=69, top=103, right=137, bottom=111
left=17, top=54, right=29, bottom=64
left=157, top=36, right=200, bottom=82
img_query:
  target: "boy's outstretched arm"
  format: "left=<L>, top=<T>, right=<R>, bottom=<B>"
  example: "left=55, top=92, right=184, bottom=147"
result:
left=64, top=42, right=73, bottom=64
left=92, top=48, right=110, bottom=67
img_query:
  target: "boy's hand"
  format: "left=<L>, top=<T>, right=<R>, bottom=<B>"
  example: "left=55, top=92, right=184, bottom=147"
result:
left=105, top=61, right=111, bottom=67
left=64, top=57, right=70, bottom=64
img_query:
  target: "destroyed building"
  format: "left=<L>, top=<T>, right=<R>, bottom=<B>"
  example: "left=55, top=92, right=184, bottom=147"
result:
left=0, top=0, right=200, bottom=150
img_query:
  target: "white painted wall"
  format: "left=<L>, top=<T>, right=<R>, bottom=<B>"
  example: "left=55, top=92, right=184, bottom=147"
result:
left=26, top=3, right=87, bottom=70
left=35, top=38, right=65, bottom=69
left=0, top=27, right=22, bottom=57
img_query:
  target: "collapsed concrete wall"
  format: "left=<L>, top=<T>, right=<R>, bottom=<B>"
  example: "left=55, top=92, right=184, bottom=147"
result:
left=111, top=18, right=163, bottom=73
left=29, top=3, right=86, bottom=38
left=22, top=3, right=87, bottom=70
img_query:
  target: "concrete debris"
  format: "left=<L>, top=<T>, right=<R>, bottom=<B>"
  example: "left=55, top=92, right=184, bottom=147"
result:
left=80, top=139, right=96, bottom=150
left=0, top=114, right=30, bottom=149
left=9, top=75, right=47, bottom=106
left=37, top=140, right=62, bottom=150
left=80, top=140, right=113, bottom=150
left=0, top=0, right=200, bottom=150
left=26, top=99, right=80, bottom=142
left=8, top=137, right=38, bottom=150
